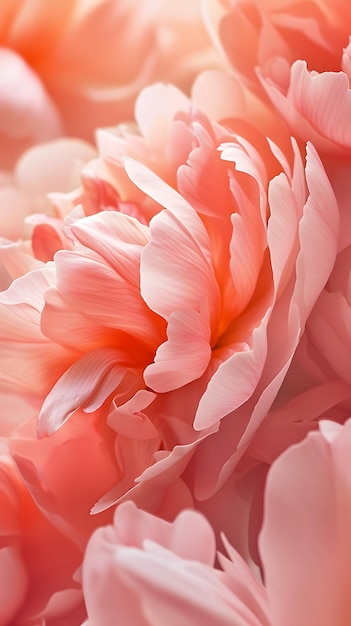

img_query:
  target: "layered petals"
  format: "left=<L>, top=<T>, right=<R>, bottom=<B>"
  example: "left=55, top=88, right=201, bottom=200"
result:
left=82, top=502, right=268, bottom=626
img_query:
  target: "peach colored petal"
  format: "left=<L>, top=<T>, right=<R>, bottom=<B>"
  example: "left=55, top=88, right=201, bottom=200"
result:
left=0, top=184, right=30, bottom=240
left=266, top=172, right=299, bottom=296
left=125, top=159, right=216, bottom=271
left=194, top=313, right=269, bottom=430
left=10, top=409, right=119, bottom=550
left=41, top=285, right=120, bottom=350
left=191, top=70, right=247, bottom=121
left=83, top=503, right=267, bottom=625
left=30, top=215, right=74, bottom=262
left=292, top=142, right=339, bottom=326
left=0, top=266, right=75, bottom=397
left=91, top=435, right=162, bottom=515
left=38, top=347, right=133, bottom=436
left=135, top=83, right=191, bottom=154
left=287, top=62, right=351, bottom=147
left=0, top=46, right=62, bottom=142
left=144, top=307, right=212, bottom=392
left=308, top=290, right=351, bottom=383
left=125, top=161, right=220, bottom=327
left=250, top=379, right=351, bottom=464
left=229, top=205, right=266, bottom=316
left=0, top=546, right=28, bottom=624
left=107, top=390, right=158, bottom=440
left=109, top=502, right=216, bottom=565
left=260, top=419, right=351, bottom=626
left=193, top=306, right=300, bottom=500
left=14, top=138, right=95, bottom=210
left=341, top=38, right=351, bottom=80
left=0, top=446, right=86, bottom=625
left=259, top=59, right=351, bottom=153
left=3, top=0, right=75, bottom=52
left=0, top=240, right=43, bottom=282
left=218, top=536, right=270, bottom=624
left=92, top=426, right=216, bottom=515
left=52, top=247, right=159, bottom=348
left=112, top=545, right=262, bottom=626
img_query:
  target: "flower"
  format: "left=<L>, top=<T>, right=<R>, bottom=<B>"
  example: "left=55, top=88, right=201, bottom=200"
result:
left=0, top=443, right=86, bottom=625
left=0, top=78, right=338, bottom=544
left=81, top=500, right=269, bottom=626
left=0, top=0, right=223, bottom=167
left=204, top=0, right=351, bottom=100
left=81, top=419, right=351, bottom=625
left=0, top=2, right=350, bottom=623
left=203, top=0, right=351, bottom=252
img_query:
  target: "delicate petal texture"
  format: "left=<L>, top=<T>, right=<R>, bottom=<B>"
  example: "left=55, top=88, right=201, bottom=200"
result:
left=107, top=390, right=158, bottom=440
left=38, top=347, right=131, bottom=436
left=260, top=419, right=351, bottom=626
left=125, top=159, right=220, bottom=325
left=292, top=142, right=339, bottom=325
left=194, top=314, right=269, bottom=429
left=144, top=307, right=212, bottom=392
left=0, top=15, right=350, bottom=623
left=83, top=502, right=268, bottom=625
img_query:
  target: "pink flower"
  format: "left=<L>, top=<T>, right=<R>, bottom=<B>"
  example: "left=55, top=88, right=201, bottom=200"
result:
left=0, top=0, right=223, bottom=167
left=82, top=500, right=269, bottom=625
left=1, top=405, right=125, bottom=623
left=0, top=80, right=338, bottom=527
left=204, top=2, right=351, bottom=239
left=81, top=419, right=351, bottom=625
left=0, top=444, right=87, bottom=625
left=203, top=0, right=351, bottom=341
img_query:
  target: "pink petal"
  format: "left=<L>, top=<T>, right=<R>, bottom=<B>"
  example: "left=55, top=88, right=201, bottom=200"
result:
left=53, top=243, right=160, bottom=348
left=218, top=536, right=270, bottom=625
left=83, top=503, right=263, bottom=625
left=0, top=47, right=62, bottom=159
left=144, top=307, right=212, bottom=392
left=135, top=83, right=190, bottom=153
left=41, top=285, right=119, bottom=349
left=111, top=502, right=216, bottom=564
left=125, top=159, right=220, bottom=323
left=260, top=419, right=351, bottom=626
left=107, top=390, right=158, bottom=440
left=113, top=545, right=262, bottom=626
left=38, top=347, right=132, bottom=436
left=0, top=547, right=28, bottom=624
left=293, top=142, right=339, bottom=326
left=15, top=138, right=95, bottom=204
left=259, top=59, right=351, bottom=152
left=267, top=173, right=299, bottom=297
left=308, top=290, right=351, bottom=383
left=194, top=313, right=269, bottom=430
left=191, top=70, right=247, bottom=121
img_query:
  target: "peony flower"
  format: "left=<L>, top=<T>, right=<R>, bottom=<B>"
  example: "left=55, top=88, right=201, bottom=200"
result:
left=0, top=0, right=224, bottom=168
left=0, top=443, right=87, bottom=625
left=0, top=2, right=349, bottom=622
left=81, top=419, right=351, bottom=625
left=203, top=1, right=351, bottom=250
left=0, top=80, right=338, bottom=546
left=81, top=500, right=269, bottom=626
